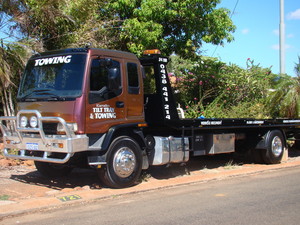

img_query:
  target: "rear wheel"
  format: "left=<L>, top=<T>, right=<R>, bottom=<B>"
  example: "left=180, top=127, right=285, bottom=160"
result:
left=262, top=130, right=285, bottom=164
left=250, top=149, right=264, bottom=164
left=34, top=161, right=73, bottom=178
left=98, top=136, right=143, bottom=188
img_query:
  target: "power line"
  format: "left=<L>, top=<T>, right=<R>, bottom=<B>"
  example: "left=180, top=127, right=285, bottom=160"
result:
left=211, top=0, right=239, bottom=57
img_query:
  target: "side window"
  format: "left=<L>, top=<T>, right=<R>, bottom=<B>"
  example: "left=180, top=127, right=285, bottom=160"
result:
left=127, top=62, right=139, bottom=94
left=89, top=59, right=122, bottom=104
left=90, top=60, right=108, bottom=91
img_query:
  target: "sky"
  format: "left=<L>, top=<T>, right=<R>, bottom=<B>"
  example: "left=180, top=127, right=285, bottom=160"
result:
left=203, top=0, right=300, bottom=76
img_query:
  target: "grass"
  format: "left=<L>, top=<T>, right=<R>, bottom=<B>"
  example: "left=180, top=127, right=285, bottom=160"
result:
left=139, top=171, right=152, bottom=183
left=0, top=194, right=10, bottom=201
left=224, top=160, right=239, bottom=170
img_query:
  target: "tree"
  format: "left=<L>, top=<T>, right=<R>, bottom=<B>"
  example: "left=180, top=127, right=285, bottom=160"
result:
left=295, top=55, right=300, bottom=77
left=0, top=3, right=31, bottom=117
left=102, top=0, right=236, bottom=56
left=265, top=57, right=300, bottom=118
left=168, top=54, right=224, bottom=108
left=2, top=0, right=235, bottom=56
left=1, top=0, right=88, bottom=50
left=169, top=56, right=277, bottom=119
left=266, top=75, right=300, bottom=118
left=0, top=41, right=30, bottom=117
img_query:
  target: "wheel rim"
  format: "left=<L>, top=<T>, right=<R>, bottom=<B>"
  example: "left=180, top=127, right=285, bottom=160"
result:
left=272, top=136, right=283, bottom=157
left=113, top=147, right=136, bottom=178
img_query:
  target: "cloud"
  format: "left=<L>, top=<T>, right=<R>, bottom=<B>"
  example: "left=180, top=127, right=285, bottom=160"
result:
left=287, top=9, right=300, bottom=20
left=241, top=28, right=249, bottom=34
left=271, top=44, right=292, bottom=50
left=271, top=44, right=279, bottom=50
left=273, top=29, right=279, bottom=36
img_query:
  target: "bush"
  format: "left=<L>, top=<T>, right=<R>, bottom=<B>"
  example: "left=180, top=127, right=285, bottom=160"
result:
left=168, top=56, right=277, bottom=119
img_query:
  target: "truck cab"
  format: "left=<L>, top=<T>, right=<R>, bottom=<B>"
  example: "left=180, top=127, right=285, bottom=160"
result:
left=17, top=48, right=145, bottom=133
left=1, top=48, right=152, bottom=187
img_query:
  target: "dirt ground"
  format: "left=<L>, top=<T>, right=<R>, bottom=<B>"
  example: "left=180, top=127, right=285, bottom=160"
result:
left=1, top=144, right=300, bottom=201
left=1, top=142, right=300, bottom=217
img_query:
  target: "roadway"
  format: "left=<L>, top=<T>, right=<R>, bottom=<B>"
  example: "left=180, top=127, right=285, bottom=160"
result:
left=2, top=166, right=300, bottom=225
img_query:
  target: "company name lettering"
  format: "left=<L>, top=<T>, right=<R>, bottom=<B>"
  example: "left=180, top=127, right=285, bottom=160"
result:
left=35, top=55, right=72, bottom=66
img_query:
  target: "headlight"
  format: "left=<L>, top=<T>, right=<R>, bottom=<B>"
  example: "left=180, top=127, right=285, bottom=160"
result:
left=30, top=116, right=38, bottom=128
left=20, top=116, right=28, bottom=128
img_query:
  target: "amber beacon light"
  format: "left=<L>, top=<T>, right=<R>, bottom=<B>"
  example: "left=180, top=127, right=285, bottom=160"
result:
left=143, top=49, right=161, bottom=55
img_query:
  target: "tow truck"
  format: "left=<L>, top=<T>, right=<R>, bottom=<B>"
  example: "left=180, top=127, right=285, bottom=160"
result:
left=1, top=48, right=300, bottom=188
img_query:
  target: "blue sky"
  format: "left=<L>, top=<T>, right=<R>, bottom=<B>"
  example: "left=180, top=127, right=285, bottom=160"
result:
left=203, top=0, right=300, bottom=76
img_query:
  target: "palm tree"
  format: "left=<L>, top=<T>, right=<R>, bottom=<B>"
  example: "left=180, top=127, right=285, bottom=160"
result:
left=0, top=41, right=29, bottom=117
left=266, top=57, right=300, bottom=118
left=295, top=56, right=300, bottom=77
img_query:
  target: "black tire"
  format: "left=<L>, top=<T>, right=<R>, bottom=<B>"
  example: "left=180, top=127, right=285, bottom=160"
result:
left=34, top=161, right=73, bottom=178
left=250, top=149, right=264, bottom=164
left=97, top=136, right=143, bottom=188
left=262, top=130, right=285, bottom=164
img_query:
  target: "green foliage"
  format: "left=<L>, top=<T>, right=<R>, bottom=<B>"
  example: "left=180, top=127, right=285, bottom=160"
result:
left=168, top=54, right=224, bottom=107
left=2, top=0, right=235, bottom=55
left=266, top=75, right=300, bottom=118
left=0, top=41, right=30, bottom=116
left=295, top=56, right=300, bottom=77
left=108, top=0, right=236, bottom=56
left=0, top=194, right=10, bottom=201
left=202, top=101, right=268, bottom=119
left=265, top=55, right=300, bottom=118
left=216, top=59, right=274, bottom=108
left=2, top=0, right=102, bottom=50
left=169, top=55, right=279, bottom=119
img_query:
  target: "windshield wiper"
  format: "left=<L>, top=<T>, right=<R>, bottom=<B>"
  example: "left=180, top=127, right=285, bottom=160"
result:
left=43, top=94, right=66, bottom=101
left=33, top=88, right=54, bottom=92
left=18, top=88, right=58, bottom=101
left=34, top=90, right=67, bottom=101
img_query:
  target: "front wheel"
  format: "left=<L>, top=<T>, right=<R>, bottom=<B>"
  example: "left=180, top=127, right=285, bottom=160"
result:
left=262, top=130, right=285, bottom=164
left=97, top=136, right=143, bottom=188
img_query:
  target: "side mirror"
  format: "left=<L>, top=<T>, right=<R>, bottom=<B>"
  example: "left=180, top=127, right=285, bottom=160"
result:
left=99, top=58, right=113, bottom=67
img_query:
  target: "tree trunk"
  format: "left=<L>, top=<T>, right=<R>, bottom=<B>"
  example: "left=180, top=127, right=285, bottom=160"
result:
left=8, top=89, right=15, bottom=117
left=1, top=88, right=15, bottom=130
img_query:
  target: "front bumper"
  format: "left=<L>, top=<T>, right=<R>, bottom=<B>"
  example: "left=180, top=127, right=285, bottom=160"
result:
left=0, top=110, right=88, bottom=164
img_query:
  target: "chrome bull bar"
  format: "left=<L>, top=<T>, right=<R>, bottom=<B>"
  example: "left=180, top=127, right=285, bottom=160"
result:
left=0, top=110, right=88, bottom=164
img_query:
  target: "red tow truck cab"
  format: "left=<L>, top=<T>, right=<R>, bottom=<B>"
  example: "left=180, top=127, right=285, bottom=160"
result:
left=1, top=48, right=300, bottom=188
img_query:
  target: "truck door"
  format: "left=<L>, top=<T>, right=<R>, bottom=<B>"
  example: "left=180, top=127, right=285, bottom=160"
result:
left=86, top=57, right=125, bottom=133
left=125, top=61, right=144, bottom=121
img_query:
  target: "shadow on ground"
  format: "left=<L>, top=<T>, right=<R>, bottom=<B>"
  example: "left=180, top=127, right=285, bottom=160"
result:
left=9, top=149, right=300, bottom=190
left=10, top=168, right=101, bottom=190
left=147, top=152, right=249, bottom=180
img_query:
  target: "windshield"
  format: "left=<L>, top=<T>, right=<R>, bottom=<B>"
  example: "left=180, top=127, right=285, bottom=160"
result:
left=18, top=54, right=87, bottom=101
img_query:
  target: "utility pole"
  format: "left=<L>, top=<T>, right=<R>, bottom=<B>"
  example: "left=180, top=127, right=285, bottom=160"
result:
left=279, top=0, right=285, bottom=74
